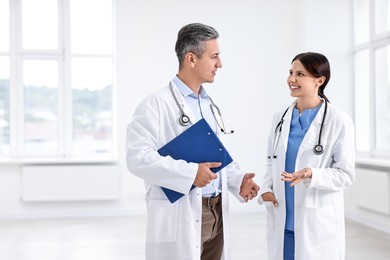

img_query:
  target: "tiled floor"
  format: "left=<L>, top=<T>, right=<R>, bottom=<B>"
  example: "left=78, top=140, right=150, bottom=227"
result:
left=0, top=212, right=389, bottom=260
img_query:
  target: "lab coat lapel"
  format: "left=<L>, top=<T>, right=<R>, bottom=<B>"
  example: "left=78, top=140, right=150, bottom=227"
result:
left=280, top=102, right=296, bottom=154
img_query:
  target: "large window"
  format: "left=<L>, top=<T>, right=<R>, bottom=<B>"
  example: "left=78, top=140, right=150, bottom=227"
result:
left=0, top=0, right=114, bottom=161
left=353, top=0, right=390, bottom=159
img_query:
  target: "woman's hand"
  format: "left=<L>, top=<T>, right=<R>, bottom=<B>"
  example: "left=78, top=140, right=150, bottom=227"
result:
left=281, top=167, right=312, bottom=186
left=261, top=192, right=278, bottom=207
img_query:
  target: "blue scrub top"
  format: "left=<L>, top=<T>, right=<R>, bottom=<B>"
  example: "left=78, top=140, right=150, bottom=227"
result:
left=284, top=104, right=322, bottom=231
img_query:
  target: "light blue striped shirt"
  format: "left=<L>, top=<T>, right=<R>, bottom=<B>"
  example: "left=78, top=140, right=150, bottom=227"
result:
left=173, top=76, right=222, bottom=197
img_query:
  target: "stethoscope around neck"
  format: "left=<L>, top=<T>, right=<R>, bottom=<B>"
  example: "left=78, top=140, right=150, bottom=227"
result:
left=269, top=100, right=327, bottom=159
left=169, top=82, right=234, bottom=134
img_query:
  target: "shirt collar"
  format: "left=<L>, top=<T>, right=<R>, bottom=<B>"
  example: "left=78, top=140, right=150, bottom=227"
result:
left=173, top=76, right=208, bottom=99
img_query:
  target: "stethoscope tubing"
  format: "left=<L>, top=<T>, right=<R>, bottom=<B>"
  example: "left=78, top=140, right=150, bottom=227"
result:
left=270, top=100, right=327, bottom=159
left=169, top=82, right=190, bottom=126
left=169, top=82, right=234, bottom=134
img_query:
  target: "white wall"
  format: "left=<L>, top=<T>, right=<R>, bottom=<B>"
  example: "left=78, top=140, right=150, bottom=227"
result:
left=116, top=0, right=304, bottom=213
left=116, top=0, right=355, bottom=213
left=0, top=0, right=357, bottom=219
left=300, top=0, right=354, bottom=115
left=345, top=167, right=390, bottom=233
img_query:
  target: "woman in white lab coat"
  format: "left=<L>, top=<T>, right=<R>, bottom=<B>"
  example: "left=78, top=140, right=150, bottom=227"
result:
left=258, top=52, right=355, bottom=260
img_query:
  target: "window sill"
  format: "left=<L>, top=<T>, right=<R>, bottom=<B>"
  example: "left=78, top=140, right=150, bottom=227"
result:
left=356, top=157, right=390, bottom=171
left=0, top=156, right=117, bottom=166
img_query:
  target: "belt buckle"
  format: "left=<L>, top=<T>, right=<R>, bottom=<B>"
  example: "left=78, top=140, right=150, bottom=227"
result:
left=206, top=197, right=212, bottom=207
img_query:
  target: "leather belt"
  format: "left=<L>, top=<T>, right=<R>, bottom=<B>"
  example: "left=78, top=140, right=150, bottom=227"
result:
left=202, top=194, right=221, bottom=207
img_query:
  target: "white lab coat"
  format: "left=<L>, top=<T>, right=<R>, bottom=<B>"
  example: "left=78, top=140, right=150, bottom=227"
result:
left=126, top=80, right=245, bottom=260
left=258, top=100, right=355, bottom=260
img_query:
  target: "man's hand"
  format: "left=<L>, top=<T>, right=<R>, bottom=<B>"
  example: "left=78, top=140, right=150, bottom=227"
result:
left=194, top=162, right=221, bottom=187
left=239, top=173, right=260, bottom=202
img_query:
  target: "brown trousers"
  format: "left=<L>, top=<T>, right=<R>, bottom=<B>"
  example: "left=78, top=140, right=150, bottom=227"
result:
left=201, top=201, right=224, bottom=260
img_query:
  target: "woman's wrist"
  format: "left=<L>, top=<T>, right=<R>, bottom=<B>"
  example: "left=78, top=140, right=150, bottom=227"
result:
left=303, top=167, right=312, bottom=179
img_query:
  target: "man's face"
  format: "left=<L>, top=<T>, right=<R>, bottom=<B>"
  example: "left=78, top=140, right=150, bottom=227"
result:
left=193, top=39, right=223, bottom=84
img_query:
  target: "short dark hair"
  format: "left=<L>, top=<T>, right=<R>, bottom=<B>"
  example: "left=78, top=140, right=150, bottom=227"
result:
left=292, top=52, right=331, bottom=102
left=175, top=23, right=219, bottom=68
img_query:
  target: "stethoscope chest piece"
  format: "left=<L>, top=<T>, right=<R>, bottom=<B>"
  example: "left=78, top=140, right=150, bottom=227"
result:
left=179, top=114, right=190, bottom=126
left=313, top=144, right=324, bottom=155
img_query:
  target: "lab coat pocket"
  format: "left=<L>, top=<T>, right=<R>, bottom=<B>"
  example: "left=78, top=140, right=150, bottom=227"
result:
left=305, top=205, right=338, bottom=248
left=146, top=199, right=179, bottom=242
left=264, top=201, right=276, bottom=224
left=264, top=201, right=276, bottom=239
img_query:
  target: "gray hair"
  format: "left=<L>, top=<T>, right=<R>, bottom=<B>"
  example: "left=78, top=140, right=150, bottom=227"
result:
left=175, top=23, right=219, bottom=68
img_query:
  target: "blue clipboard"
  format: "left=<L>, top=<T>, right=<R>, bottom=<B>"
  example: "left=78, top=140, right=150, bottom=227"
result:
left=158, top=118, right=233, bottom=203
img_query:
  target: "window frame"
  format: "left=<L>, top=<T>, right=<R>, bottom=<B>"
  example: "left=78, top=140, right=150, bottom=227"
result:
left=353, top=0, right=390, bottom=166
left=0, top=0, right=116, bottom=164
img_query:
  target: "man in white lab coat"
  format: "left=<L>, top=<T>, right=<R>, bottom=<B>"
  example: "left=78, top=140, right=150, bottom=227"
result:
left=126, top=23, right=260, bottom=260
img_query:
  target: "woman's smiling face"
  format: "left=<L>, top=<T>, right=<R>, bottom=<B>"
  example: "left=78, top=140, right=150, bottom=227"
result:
left=287, top=59, right=324, bottom=99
